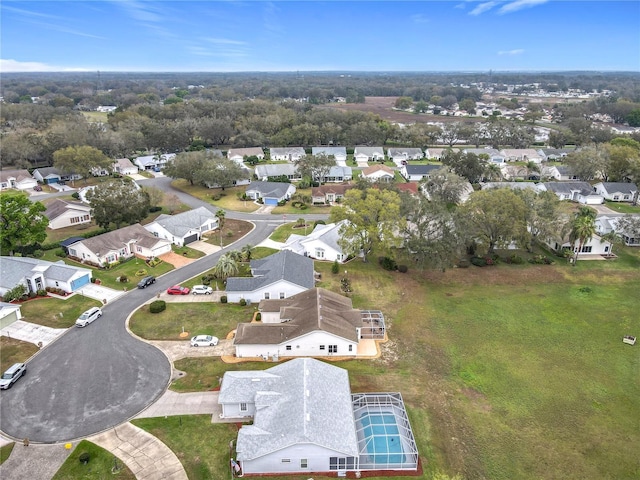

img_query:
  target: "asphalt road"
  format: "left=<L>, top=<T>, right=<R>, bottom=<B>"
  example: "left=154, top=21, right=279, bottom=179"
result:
left=0, top=176, right=328, bottom=442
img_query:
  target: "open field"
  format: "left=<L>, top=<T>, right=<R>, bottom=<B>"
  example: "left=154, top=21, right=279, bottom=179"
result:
left=134, top=247, right=640, bottom=480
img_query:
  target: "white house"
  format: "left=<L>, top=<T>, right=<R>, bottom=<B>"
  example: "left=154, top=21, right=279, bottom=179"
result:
left=44, top=199, right=92, bottom=230
left=596, top=214, right=640, bottom=247
left=225, top=250, right=314, bottom=304
left=245, top=181, right=296, bottom=206
left=0, top=169, right=38, bottom=191
left=400, top=164, right=441, bottom=182
left=66, top=223, right=172, bottom=267
left=227, top=147, right=265, bottom=164
left=536, top=182, right=604, bottom=204
left=32, top=167, right=81, bottom=184
left=311, top=184, right=353, bottom=204
left=283, top=220, right=349, bottom=262
left=254, top=164, right=301, bottom=182
left=463, top=148, right=506, bottom=165
left=112, top=158, right=139, bottom=176
left=353, top=146, right=385, bottom=163
left=144, top=206, right=218, bottom=246
left=592, top=182, right=638, bottom=203
left=219, top=358, right=418, bottom=475
left=311, top=147, right=348, bottom=166
left=500, top=149, right=544, bottom=164
left=388, top=148, right=423, bottom=166
left=0, top=256, right=92, bottom=297
left=545, top=233, right=613, bottom=259
left=538, top=148, right=572, bottom=162
left=0, top=302, right=23, bottom=330
left=134, top=153, right=175, bottom=171
left=361, top=164, right=395, bottom=182
left=322, top=166, right=352, bottom=183
left=269, top=147, right=306, bottom=162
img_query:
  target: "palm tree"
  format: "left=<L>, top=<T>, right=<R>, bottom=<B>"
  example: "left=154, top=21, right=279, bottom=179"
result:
left=227, top=249, right=243, bottom=262
left=241, top=244, right=253, bottom=262
left=215, top=209, right=226, bottom=230
left=213, top=253, right=239, bottom=279
left=568, top=207, right=597, bottom=266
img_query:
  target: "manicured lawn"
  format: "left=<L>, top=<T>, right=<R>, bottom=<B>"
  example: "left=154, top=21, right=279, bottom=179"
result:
left=43, top=220, right=103, bottom=244
left=51, top=440, right=136, bottom=480
left=85, top=257, right=174, bottom=290
left=147, top=251, right=640, bottom=480
left=129, top=303, right=254, bottom=341
left=171, top=244, right=205, bottom=260
left=171, top=180, right=260, bottom=213
left=268, top=221, right=313, bottom=243
left=18, top=295, right=102, bottom=328
left=171, top=357, right=271, bottom=392
left=604, top=201, right=640, bottom=214
left=0, top=337, right=39, bottom=373
left=0, top=443, right=15, bottom=465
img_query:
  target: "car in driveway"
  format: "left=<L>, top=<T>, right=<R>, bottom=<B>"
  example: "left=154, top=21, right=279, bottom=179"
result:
left=1, top=363, right=27, bottom=390
left=137, top=275, right=156, bottom=289
left=191, top=285, right=213, bottom=295
left=75, top=307, right=103, bottom=327
left=190, top=335, right=219, bottom=347
left=167, top=285, right=190, bottom=295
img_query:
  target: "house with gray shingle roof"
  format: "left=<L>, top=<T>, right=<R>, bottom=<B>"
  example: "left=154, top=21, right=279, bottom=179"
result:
left=282, top=220, right=349, bottom=262
left=219, top=358, right=419, bottom=474
left=44, top=199, right=92, bottom=230
left=228, top=147, right=265, bottom=164
left=400, top=164, right=441, bottom=182
left=66, top=223, right=171, bottom=267
left=0, top=169, right=38, bottom=191
left=388, top=148, right=423, bottom=166
left=269, top=147, right=306, bottom=162
left=323, top=165, right=352, bottom=183
left=354, top=146, right=385, bottom=163
left=112, top=158, right=138, bottom=176
left=144, top=206, right=218, bottom=246
left=226, top=250, right=314, bottom=303
left=134, top=153, right=175, bottom=172
left=245, top=181, right=296, bottom=206
left=592, top=182, right=638, bottom=203
left=32, top=167, right=82, bottom=184
left=254, top=164, right=301, bottom=182
left=536, top=182, right=604, bottom=204
left=311, top=146, right=348, bottom=166
left=0, top=256, right=92, bottom=297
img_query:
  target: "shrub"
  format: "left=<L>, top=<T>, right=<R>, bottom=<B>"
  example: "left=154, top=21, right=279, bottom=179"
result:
left=528, top=255, right=554, bottom=265
left=71, top=192, right=80, bottom=200
left=31, top=249, right=44, bottom=258
left=298, top=203, right=308, bottom=210
left=314, top=220, right=326, bottom=227
left=37, top=289, right=47, bottom=297
left=211, top=193, right=222, bottom=201
left=119, top=275, right=128, bottom=283
left=398, top=264, right=408, bottom=273
left=331, top=260, right=339, bottom=274
left=149, top=300, right=166, bottom=314
left=255, top=312, right=262, bottom=321
left=471, top=256, right=488, bottom=267
left=135, top=269, right=148, bottom=277
left=239, top=298, right=247, bottom=306
left=506, top=254, right=525, bottom=264
left=220, top=295, right=228, bottom=304
left=55, top=248, right=67, bottom=258
left=0, top=284, right=26, bottom=303
left=149, top=206, right=162, bottom=212
left=378, top=256, right=397, bottom=271
left=40, top=241, right=61, bottom=251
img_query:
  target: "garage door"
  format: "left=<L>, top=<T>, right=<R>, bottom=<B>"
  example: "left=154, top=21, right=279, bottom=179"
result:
left=71, top=274, right=91, bottom=291
left=183, top=233, right=198, bottom=245
left=264, top=198, right=279, bottom=206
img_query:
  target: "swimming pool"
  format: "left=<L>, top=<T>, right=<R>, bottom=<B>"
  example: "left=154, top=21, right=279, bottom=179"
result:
left=359, top=413, right=405, bottom=464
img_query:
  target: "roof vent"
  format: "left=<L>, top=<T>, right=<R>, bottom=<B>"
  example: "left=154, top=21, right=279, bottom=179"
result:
left=251, top=378, right=261, bottom=382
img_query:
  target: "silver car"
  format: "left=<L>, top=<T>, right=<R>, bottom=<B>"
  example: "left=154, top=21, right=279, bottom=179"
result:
left=190, top=335, right=219, bottom=347
left=191, top=285, right=213, bottom=295
left=1, top=363, right=26, bottom=390
left=75, top=307, right=103, bottom=327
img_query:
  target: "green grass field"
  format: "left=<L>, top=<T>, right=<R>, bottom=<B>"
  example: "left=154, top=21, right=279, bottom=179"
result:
left=51, top=440, right=135, bottom=480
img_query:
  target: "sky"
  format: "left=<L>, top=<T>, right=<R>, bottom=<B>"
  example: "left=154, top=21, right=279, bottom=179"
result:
left=1, top=0, right=639, bottom=73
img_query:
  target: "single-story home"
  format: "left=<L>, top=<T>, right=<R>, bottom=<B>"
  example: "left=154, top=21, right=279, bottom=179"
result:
left=544, top=233, right=613, bottom=259
left=283, top=220, right=349, bottom=262
left=66, top=223, right=172, bottom=267
left=538, top=148, right=572, bottom=161
left=134, top=153, right=175, bottom=171
left=388, top=148, right=423, bottom=165
left=112, top=158, right=139, bottom=176
left=0, top=256, right=92, bottom=297
left=592, top=182, right=638, bottom=203
left=500, top=149, right=544, bottom=164
left=44, top=199, right=93, bottom=230
left=245, top=181, right=296, bottom=205
left=425, top=148, right=448, bottom=160
left=311, top=147, right=348, bottom=166
left=219, top=358, right=418, bottom=475
left=361, top=164, right=395, bottom=182
left=254, top=164, right=301, bottom=182
left=144, top=206, right=218, bottom=246
left=32, top=167, right=81, bottom=184
left=353, top=146, right=385, bottom=163
left=596, top=214, right=640, bottom=246
left=556, top=166, right=579, bottom=181
left=536, top=182, right=604, bottom=204
left=463, top=148, right=506, bottom=165
left=228, top=147, right=265, bottom=164
left=323, top=166, right=353, bottom=183
left=269, top=147, right=306, bottom=162
left=0, top=302, right=23, bottom=330
left=400, top=164, right=441, bottom=182
left=225, top=250, right=314, bottom=304
left=481, top=182, right=539, bottom=192
left=0, top=169, right=38, bottom=191
left=311, top=184, right=353, bottom=204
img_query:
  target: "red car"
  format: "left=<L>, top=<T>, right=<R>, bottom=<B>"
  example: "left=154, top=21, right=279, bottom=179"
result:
left=167, top=285, right=190, bottom=295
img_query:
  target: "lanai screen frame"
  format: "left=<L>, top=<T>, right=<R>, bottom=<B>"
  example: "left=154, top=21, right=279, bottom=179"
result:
left=351, top=392, right=419, bottom=471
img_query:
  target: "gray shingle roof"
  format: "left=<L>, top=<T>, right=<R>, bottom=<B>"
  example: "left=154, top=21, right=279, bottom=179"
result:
left=598, top=182, right=638, bottom=195
left=0, top=256, right=90, bottom=291
left=70, top=224, right=166, bottom=255
left=44, top=199, right=90, bottom=221
left=542, top=182, right=595, bottom=196
left=254, top=164, right=298, bottom=178
left=226, top=358, right=359, bottom=460
left=388, top=148, right=423, bottom=157
left=234, top=287, right=361, bottom=345
left=354, top=146, right=385, bottom=156
left=311, top=146, right=347, bottom=157
left=245, top=181, right=292, bottom=199
left=269, top=147, right=306, bottom=157
left=404, top=164, right=440, bottom=176
left=226, top=250, right=314, bottom=293
left=150, top=207, right=216, bottom=237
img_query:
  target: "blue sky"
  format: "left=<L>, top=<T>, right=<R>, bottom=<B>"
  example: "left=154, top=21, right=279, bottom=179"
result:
left=1, top=1, right=639, bottom=72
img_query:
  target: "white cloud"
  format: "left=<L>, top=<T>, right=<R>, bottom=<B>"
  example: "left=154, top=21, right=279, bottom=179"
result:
left=110, top=0, right=163, bottom=23
left=498, top=49, right=525, bottom=55
left=469, top=1, right=499, bottom=16
left=0, top=59, right=91, bottom=72
left=498, top=0, right=550, bottom=14
left=411, top=14, right=430, bottom=24
left=203, top=38, right=247, bottom=46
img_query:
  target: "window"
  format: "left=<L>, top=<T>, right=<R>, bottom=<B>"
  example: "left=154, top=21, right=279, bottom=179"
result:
left=329, top=457, right=355, bottom=470
left=279, top=292, right=285, bottom=299
left=286, top=345, right=292, bottom=351
left=328, top=345, right=338, bottom=353
left=281, top=459, right=290, bottom=463
left=300, top=459, right=308, bottom=469
left=264, top=292, right=270, bottom=300
left=348, top=345, right=353, bottom=352
left=319, top=345, right=325, bottom=350
left=581, top=246, right=593, bottom=253
left=240, top=403, right=247, bottom=411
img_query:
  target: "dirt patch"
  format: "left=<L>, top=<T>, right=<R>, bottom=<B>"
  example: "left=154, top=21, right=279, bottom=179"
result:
left=159, top=251, right=195, bottom=268
left=460, top=387, right=492, bottom=413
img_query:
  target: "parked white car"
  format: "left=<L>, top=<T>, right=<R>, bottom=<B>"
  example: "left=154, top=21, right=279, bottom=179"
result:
left=0, top=363, right=26, bottom=390
left=190, top=335, right=219, bottom=347
left=76, top=307, right=103, bottom=327
left=191, top=285, right=213, bottom=295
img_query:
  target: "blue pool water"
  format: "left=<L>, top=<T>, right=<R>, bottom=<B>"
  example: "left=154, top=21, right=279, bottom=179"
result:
left=360, top=413, right=405, bottom=464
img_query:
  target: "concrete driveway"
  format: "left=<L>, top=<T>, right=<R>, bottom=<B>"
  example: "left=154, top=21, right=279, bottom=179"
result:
left=188, top=240, right=221, bottom=255
left=77, top=284, right=125, bottom=304
left=591, top=204, right=618, bottom=215
left=0, top=320, right=66, bottom=348
left=148, top=339, right=235, bottom=362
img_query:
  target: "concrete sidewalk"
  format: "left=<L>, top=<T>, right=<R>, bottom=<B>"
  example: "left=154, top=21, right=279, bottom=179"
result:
left=0, top=320, right=66, bottom=347
left=88, top=423, right=187, bottom=480
left=135, top=390, right=221, bottom=419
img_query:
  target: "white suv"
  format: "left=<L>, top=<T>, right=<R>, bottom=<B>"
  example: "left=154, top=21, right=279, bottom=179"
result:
left=75, top=307, right=103, bottom=327
left=191, top=285, right=213, bottom=295
left=0, top=363, right=26, bottom=390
